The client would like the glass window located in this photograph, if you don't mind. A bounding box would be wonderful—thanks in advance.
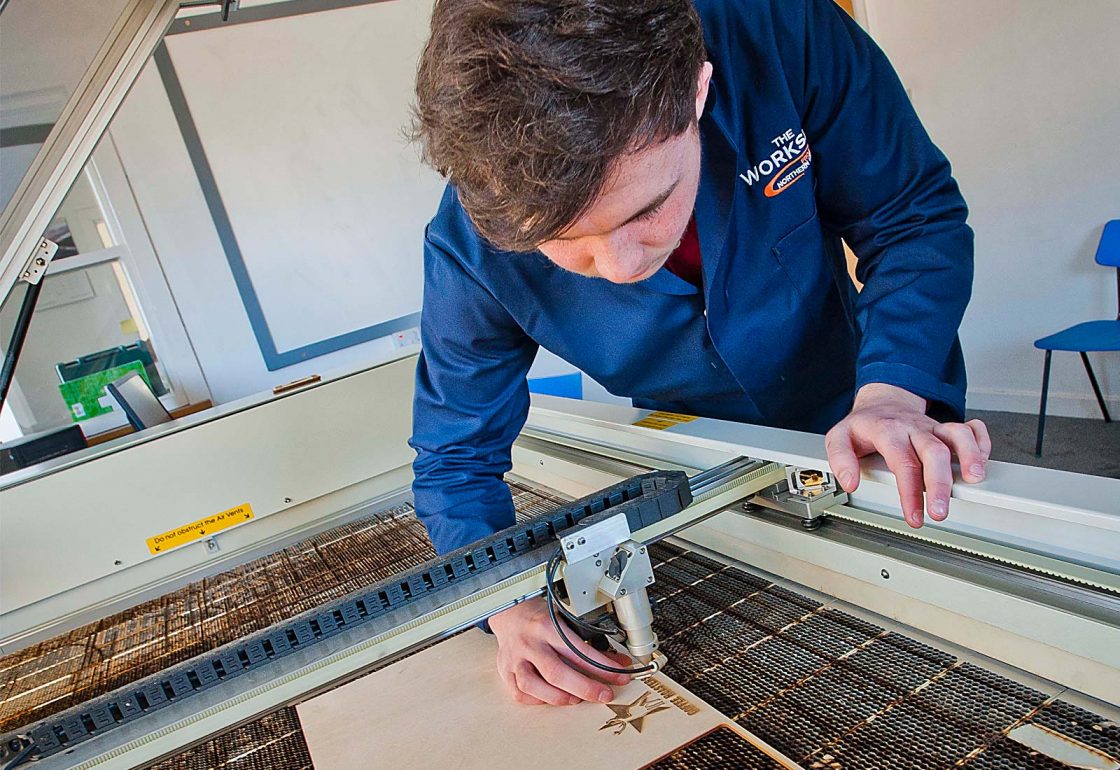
[0,258,173,442]
[42,169,117,259]
[0,0,133,210]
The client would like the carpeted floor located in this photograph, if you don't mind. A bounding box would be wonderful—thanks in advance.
[968,408,1119,479]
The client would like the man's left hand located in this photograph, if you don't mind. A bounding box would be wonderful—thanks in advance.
[825,383,991,528]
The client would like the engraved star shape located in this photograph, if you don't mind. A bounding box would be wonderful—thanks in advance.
[599,692,671,735]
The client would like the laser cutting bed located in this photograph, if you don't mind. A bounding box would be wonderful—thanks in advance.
[1,361,1117,769]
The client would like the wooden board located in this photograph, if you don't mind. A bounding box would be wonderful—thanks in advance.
[297,629,800,769]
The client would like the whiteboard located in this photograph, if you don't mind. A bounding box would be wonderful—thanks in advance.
[165,1,442,354]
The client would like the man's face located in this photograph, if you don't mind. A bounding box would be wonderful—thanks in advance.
[535,63,713,284]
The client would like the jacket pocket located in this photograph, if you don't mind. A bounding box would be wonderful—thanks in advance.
[771,212,830,301]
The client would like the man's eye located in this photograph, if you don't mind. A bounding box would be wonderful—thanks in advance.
[634,202,666,223]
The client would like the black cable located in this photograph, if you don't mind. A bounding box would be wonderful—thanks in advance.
[556,597,614,636]
[1,738,35,770]
[544,550,656,676]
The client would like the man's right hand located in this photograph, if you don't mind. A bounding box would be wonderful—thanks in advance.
[488,597,632,705]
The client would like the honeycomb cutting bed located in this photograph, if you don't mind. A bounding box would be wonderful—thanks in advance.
[648,542,1118,770]
[153,540,1116,770]
[0,502,430,735]
[4,484,1116,770]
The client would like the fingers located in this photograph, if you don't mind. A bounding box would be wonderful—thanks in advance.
[834,385,994,528]
[498,669,546,705]
[825,424,861,493]
[968,419,992,478]
[491,598,622,706]
[536,650,617,702]
[933,421,989,483]
[512,662,581,706]
[496,658,546,705]
[969,420,992,459]
[910,430,953,522]
[873,432,926,528]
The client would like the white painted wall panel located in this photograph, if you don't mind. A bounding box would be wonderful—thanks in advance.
[108,2,439,403]
[164,1,440,352]
[863,0,1120,417]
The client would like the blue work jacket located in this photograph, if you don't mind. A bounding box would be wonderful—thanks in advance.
[410,0,974,555]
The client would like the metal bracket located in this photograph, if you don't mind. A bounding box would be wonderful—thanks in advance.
[751,466,849,530]
[558,512,660,662]
[597,542,654,601]
[19,239,58,285]
[560,514,631,565]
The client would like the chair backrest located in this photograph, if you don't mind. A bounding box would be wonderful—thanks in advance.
[1097,220,1120,267]
[106,371,172,431]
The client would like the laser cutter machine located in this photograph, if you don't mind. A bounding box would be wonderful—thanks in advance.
[1,357,1117,768]
[0,3,1117,768]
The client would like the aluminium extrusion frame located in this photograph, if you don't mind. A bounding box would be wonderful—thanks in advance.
[0,0,180,302]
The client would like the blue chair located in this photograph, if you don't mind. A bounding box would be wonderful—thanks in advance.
[1034,220,1120,456]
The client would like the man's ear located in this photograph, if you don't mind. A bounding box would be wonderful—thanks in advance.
[695,61,714,121]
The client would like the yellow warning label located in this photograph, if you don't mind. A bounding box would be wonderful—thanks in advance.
[632,411,699,430]
[146,503,254,555]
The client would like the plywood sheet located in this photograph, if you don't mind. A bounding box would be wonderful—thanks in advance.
[297,630,796,769]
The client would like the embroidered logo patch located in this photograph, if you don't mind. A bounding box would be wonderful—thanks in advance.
[739,128,812,198]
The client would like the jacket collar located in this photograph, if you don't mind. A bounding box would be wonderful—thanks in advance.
[640,89,739,297]
[695,88,739,291]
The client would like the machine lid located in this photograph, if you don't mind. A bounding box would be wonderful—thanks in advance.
[0,0,179,302]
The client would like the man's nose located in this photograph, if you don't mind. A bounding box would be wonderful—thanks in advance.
[594,233,646,283]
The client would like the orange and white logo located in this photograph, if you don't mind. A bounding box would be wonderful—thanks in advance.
[739,128,812,198]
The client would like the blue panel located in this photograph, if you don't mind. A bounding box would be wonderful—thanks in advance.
[527,372,583,399]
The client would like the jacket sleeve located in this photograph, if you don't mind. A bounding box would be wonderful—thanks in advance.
[409,232,539,554]
[777,0,974,419]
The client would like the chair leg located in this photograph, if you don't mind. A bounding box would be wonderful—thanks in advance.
[1079,352,1113,422]
[1035,350,1052,457]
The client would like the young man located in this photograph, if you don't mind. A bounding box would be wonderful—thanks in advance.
[409,0,990,706]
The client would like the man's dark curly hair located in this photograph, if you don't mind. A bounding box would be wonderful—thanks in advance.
[412,0,706,252]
